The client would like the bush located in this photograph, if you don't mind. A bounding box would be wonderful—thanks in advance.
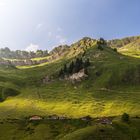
[97,38,107,50]
[97,45,103,51]
[0,87,20,101]
[121,113,130,123]
[113,48,117,52]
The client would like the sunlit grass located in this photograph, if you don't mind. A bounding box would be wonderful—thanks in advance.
[0,85,139,119]
[0,42,140,120]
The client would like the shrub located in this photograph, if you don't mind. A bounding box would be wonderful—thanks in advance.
[95,71,102,77]
[121,113,130,123]
[97,38,107,50]
[113,48,117,52]
[97,45,103,51]
[0,88,20,101]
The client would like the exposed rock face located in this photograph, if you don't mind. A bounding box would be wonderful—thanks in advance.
[0,58,50,66]
[0,46,68,66]
[108,36,140,48]
[50,45,70,55]
[68,69,88,82]
[0,59,11,66]
[11,61,25,66]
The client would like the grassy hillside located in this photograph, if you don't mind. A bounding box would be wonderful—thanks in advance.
[0,39,140,118]
[118,38,140,58]
[108,35,140,58]
[0,37,140,139]
[62,118,140,140]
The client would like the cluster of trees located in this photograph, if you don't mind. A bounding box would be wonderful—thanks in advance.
[97,38,107,50]
[59,58,90,77]
[0,47,48,59]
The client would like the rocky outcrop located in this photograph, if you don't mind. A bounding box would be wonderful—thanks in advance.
[67,69,88,82]
[0,58,50,66]
[0,59,11,66]
[0,48,68,66]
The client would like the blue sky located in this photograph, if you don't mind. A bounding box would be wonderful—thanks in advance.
[0,0,140,51]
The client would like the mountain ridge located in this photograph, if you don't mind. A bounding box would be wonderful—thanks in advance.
[1,35,140,67]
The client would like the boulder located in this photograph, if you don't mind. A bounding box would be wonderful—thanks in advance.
[69,69,88,82]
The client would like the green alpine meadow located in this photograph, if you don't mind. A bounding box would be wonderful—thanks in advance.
[0,37,140,140]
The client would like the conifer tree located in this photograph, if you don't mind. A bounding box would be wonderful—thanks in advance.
[59,68,64,77]
[68,61,74,74]
[63,64,68,74]
[84,58,90,67]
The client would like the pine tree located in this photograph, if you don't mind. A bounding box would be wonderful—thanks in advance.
[97,37,107,50]
[99,38,106,45]
[59,68,64,77]
[68,61,74,74]
[79,58,84,69]
[84,58,90,67]
[63,64,68,74]
[74,58,80,73]
[97,45,103,50]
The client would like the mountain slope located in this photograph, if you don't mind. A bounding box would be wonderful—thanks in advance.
[118,38,140,58]
[0,38,139,119]
[0,37,140,140]
[108,35,140,58]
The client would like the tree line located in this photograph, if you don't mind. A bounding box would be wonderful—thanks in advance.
[0,47,48,59]
[59,58,90,78]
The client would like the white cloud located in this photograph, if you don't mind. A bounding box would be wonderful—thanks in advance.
[25,43,40,52]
